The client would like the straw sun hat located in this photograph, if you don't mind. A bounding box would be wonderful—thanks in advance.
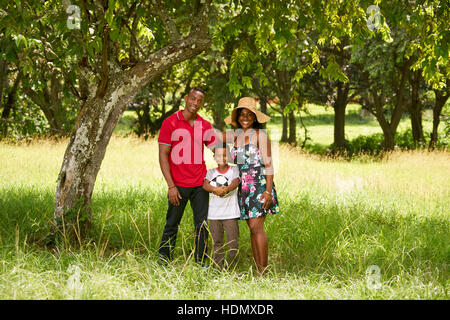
[224,97,271,127]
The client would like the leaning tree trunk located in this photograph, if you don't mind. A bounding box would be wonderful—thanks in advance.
[54,31,211,236]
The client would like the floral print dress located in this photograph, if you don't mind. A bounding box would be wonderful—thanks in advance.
[231,143,280,220]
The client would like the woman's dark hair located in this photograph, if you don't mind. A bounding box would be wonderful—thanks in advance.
[235,108,263,129]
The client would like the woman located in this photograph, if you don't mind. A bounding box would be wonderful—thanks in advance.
[224,97,280,275]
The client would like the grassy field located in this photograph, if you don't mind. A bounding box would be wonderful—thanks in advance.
[0,130,448,299]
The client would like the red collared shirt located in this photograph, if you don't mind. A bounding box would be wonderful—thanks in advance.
[158,110,218,187]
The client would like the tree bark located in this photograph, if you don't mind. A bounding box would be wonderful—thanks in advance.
[430,87,449,148]
[287,110,296,145]
[0,72,21,138]
[333,81,350,150]
[275,70,291,143]
[53,7,211,235]
[407,70,424,145]
[259,98,267,114]
[280,113,288,142]
[213,99,225,132]
[372,88,396,150]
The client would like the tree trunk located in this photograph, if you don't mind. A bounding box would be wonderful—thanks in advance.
[260,98,267,114]
[136,103,151,137]
[0,72,21,138]
[275,69,292,143]
[280,112,288,142]
[53,29,211,236]
[287,110,296,145]
[380,123,395,150]
[367,59,410,151]
[409,108,424,145]
[213,99,225,132]
[372,88,397,150]
[333,82,349,150]
[430,88,449,148]
[408,70,424,145]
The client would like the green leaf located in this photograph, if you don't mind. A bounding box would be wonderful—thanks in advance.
[105,8,114,26]
[14,34,27,49]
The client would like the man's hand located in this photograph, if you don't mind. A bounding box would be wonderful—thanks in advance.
[168,187,182,206]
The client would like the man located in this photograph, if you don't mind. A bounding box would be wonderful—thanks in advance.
[157,87,217,264]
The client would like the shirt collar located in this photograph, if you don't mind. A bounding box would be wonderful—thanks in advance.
[177,110,200,122]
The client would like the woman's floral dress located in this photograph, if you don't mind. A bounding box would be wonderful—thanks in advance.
[231,143,280,220]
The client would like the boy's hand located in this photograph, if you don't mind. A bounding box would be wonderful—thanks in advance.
[213,186,228,197]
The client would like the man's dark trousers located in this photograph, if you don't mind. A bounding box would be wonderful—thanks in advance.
[159,186,209,263]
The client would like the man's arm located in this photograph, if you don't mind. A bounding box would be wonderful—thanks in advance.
[159,144,182,206]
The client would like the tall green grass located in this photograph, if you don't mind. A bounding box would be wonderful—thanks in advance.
[0,137,448,299]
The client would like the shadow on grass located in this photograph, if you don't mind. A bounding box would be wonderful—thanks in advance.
[0,187,447,282]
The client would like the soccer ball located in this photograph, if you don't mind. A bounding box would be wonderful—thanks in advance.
[210,175,229,188]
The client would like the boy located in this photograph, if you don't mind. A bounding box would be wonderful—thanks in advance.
[203,144,240,269]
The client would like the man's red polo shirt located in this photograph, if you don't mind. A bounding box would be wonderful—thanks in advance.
[158,110,218,187]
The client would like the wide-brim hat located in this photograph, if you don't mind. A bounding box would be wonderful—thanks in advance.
[224,97,271,127]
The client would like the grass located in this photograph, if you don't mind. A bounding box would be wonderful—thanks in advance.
[0,134,448,299]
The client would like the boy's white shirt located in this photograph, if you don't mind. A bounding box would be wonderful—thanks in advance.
[205,166,241,220]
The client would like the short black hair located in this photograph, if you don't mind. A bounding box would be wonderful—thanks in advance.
[235,108,263,129]
[213,142,228,153]
[190,86,205,95]
[213,143,231,161]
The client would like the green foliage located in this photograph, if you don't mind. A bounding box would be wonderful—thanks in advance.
[440,115,450,147]
[2,100,49,140]
[347,129,449,155]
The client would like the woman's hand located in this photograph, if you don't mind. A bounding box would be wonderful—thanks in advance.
[260,191,272,210]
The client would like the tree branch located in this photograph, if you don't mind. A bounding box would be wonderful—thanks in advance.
[150,0,181,41]
[95,26,110,98]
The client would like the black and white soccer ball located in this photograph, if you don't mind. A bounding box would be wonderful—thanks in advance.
[210,175,229,188]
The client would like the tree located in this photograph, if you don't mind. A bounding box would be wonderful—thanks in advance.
[353,31,415,150]
[47,0,213,236]
[430,79,450,148]
[353,0,449,150]
[220,0,372,147]
[131,59,202,137]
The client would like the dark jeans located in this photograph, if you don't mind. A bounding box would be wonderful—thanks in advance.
[158,186,209,263]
